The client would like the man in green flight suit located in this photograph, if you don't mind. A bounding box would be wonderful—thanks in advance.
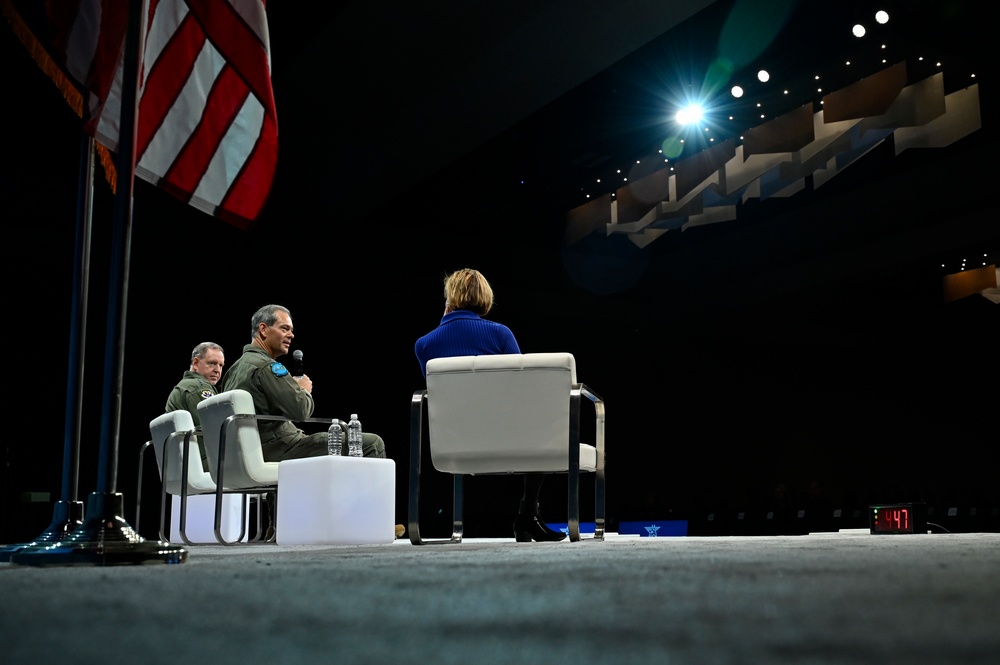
[164,341,225,472]
[221,303,386,461]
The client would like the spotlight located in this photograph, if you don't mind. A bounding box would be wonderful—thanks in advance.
[852,24,866,38]
[675,104,704,125]
[757,69,770,82]
[875,10,889,24]
[731,85,744,98]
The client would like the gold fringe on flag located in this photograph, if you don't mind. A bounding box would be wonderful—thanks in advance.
[95,143,118,194]
[2,0,83,118]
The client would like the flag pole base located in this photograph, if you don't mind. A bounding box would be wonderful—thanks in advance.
[0,499,86,563]
[8,492,187,566]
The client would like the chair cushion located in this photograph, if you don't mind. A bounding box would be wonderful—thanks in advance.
[426,352,577,383]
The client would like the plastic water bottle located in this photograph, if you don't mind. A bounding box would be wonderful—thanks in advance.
[347,413,363,457]
[327,421,344,456]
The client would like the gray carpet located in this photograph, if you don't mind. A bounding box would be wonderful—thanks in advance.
[2,532,998,665]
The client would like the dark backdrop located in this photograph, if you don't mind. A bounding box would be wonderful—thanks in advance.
[2,3,997,543]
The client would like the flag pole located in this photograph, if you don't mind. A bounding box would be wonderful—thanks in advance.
[12,0,186,566]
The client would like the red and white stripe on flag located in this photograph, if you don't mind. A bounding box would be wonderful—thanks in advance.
[3,0,277,230]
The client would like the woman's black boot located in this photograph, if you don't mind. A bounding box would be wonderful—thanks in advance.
[513,500,567,542]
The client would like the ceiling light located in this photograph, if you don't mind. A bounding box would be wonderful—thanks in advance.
[852,24,866,38]
[675,104,704,125]
[875,10,889,24]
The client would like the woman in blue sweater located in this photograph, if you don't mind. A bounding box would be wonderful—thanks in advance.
[415,269,566,542]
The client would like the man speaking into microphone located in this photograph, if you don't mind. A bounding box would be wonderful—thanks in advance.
[221,304,387,462]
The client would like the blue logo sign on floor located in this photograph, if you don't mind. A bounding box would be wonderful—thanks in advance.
[617,520,688,537]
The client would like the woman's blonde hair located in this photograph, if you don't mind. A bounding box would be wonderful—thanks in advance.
[444,268,494,316]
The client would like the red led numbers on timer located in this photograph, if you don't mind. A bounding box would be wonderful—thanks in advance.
[879,508,909,531]
[875,507,911,532]
[872,504,920,534]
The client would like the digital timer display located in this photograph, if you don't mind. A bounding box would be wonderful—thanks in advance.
[869,503,927,534]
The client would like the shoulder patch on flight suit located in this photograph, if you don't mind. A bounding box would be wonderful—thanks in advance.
[200,390,213,399]
[270,362,289,377]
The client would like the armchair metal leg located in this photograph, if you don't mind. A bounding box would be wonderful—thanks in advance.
[591,385,606,541]
[568,388,582,542]
[408,390,463,545]
[136,441,151,535]
[568,383,606,542]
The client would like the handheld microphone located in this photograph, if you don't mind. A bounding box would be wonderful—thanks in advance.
[291,349,304,377]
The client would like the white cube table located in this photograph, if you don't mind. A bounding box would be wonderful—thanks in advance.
[276,456,396,545]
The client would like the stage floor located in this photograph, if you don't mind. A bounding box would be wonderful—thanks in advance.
[2,531,998,664]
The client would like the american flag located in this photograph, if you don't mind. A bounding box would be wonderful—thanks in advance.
[3,0,277,230]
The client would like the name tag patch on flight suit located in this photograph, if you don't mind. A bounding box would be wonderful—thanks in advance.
[270,362,289,377]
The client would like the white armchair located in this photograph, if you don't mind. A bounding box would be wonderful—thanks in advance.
[408,352,606,544]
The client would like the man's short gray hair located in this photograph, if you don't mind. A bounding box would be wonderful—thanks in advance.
[251,304,291,340]
[191,341,224,362]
